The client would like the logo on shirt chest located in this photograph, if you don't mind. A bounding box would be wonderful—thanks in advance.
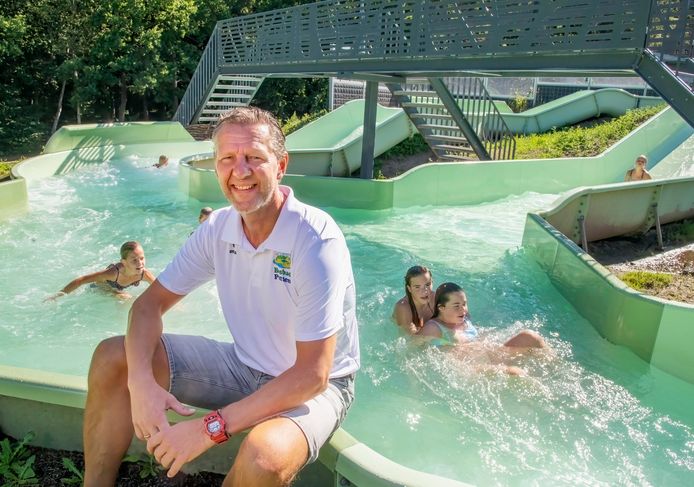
[228,243,237,255]
[272,253,292,283]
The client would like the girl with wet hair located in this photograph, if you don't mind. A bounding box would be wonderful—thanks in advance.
[45,241,156,300]
[420,282,546,349]
[392,265,435,334]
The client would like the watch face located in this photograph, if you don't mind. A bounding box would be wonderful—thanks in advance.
[207,420,222,434]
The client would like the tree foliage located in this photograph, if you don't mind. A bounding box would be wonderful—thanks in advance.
[0,0,321,156]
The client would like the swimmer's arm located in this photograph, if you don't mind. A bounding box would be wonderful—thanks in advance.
[393,300,417,334]
[411,320,445,346]
[219,335,336,436]
[53,267,118,296]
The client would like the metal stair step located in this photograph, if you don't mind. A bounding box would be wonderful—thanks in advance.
[207,95,250,105]
[207,95,253,102]
[432,143,473,151]
[428,135,470,143]
[417,123,459,130]
[217,75,265,83]
[214,82,259,89]
[392,90,438,97]
[401,102,445,109]
[408,113,453,120]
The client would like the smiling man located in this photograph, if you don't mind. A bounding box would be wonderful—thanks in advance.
[82,107,360,486]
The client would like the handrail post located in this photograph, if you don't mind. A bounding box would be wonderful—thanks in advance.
[653,203,664,250]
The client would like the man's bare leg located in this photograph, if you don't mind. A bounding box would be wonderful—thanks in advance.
[83,336,169,486]
[224,417,309,487]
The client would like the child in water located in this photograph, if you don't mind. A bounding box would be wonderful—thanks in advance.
[199,207,213,224]
[419,282,546,375]
[392,265,435,334]
[46,241,155,300]
[153,155,169,168]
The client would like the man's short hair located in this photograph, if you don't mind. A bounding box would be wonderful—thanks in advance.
[212,106,286,160]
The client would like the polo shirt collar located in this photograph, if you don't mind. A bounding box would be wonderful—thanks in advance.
[220,185,299,254]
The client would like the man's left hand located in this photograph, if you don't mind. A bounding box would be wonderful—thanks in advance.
[146,418,215,478]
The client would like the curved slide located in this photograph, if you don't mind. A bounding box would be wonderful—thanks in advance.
[523,175,694,384]
[496,88,662,135]
[285,99,415,177]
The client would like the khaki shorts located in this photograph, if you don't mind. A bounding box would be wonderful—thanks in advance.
[161,334,355,463]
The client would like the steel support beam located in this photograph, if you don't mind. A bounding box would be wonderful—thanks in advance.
[217,52,643,77]
[360,81,379,179]
[429,78,490,161]
[635,50,694,127]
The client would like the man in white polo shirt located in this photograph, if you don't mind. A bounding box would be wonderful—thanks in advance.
[82,107,360,487]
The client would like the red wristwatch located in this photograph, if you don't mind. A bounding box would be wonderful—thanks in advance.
[203,410,229,444]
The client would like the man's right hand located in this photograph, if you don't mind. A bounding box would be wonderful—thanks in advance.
[129,379,195,440]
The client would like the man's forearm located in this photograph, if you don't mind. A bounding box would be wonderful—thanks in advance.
[222,365,328,435]
[124,299,164,385]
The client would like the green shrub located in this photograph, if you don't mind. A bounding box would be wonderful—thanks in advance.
[281,110,328,135]
[375,133,429,162]
[620,271,673,291]
[508,93,529,113]
[514,104,666,159]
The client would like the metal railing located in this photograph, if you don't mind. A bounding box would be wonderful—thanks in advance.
[215,0,650,70]
[173,25,220,125]
[443,77,516,160]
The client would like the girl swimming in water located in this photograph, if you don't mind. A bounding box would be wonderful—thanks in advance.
[419,283,546,375]
[46,241,155,300]
[392,265,436,334]
[420,282,546,348]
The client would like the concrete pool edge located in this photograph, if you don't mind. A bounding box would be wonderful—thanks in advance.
[522,213,694,384]
[0,365,471,487]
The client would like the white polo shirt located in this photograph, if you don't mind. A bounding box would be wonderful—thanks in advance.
[158,186,359,378]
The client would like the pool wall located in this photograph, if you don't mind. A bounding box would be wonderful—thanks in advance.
[0,365,470,487]
[521,179,694,384]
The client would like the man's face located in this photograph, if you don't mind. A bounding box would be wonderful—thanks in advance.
[214,123,288,215]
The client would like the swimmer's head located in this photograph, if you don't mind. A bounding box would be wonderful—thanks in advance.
[120,241,145,272]
[405,265,433,301]
[159,155,168,165]
[432,282,468,323]
[199,206,213,224]
[635,154,647,166]
[404,265,432,329]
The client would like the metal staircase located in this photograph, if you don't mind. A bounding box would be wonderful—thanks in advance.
[173,0,694,169]
[195,75,265,124]
[387,78,515,161]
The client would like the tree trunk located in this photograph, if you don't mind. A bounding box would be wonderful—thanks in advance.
[142,93,149,120]
[51,78,67,134]
[118,74,128,122]
[73,70,81,124]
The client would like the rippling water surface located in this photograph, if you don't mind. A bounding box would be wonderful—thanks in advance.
[1,158,692,485]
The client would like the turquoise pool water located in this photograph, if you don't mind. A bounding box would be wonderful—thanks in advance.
[1,159,693,485]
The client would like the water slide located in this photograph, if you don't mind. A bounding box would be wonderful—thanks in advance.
[284,99,415,176]
[523,174,694,384]
[497,88,662,135]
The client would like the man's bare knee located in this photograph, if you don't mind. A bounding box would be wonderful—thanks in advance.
[88,336,127,385]
[228,420,307,487]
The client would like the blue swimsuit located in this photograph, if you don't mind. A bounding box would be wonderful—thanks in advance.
[428,318,478,347]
